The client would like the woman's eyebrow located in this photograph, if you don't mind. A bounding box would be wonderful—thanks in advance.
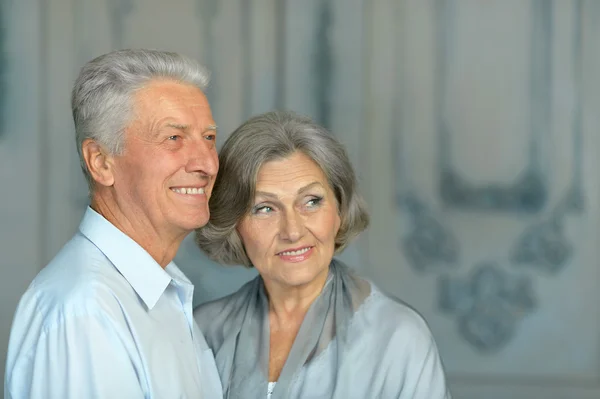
[254,182,323,200]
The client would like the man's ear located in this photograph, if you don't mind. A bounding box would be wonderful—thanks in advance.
[82,139,115,187]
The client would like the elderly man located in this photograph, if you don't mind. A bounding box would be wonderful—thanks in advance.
[4,49,222,398]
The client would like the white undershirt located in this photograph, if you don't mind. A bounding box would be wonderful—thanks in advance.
[267,382,276,399]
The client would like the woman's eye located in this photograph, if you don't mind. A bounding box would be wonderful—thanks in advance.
[306,197,323,207]
[253,205,273,215]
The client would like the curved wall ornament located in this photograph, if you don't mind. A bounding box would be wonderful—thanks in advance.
[393,102,460,274]
[436,0,551,214]
[511,195,576,273]
[439,262,536,352]
[511,0,585,273]
[395,0,584,352]
[399,194,459,273]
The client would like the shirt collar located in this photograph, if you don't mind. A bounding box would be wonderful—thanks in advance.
[78,207,173,310]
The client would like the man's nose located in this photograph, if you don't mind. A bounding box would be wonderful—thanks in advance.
[185,139,218,177]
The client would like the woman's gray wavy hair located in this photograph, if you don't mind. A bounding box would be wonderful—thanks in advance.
[196,110,369,267]
[71,48,210,189]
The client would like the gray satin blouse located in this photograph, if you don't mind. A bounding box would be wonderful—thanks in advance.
[193,260,451,399]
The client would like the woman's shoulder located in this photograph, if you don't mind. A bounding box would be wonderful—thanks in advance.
[349,284,450,397]
[357,283,435,343]
[333,260,433,340]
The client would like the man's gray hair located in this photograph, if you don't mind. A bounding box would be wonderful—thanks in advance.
[195,110,369,267]
[71,48,210,187]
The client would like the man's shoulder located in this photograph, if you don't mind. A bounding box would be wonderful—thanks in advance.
[5,232,136,375]
[20,232,129,327]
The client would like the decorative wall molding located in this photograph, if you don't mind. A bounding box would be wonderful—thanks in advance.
[399,194,459,272]
[436,0,551,214]
[439,169,548,214]
[511,192,578,273]
[439,262,536,352]
[511,0,585,274]
[395,0,585,352]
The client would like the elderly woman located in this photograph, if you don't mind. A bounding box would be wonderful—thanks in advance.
[193,111,450,399]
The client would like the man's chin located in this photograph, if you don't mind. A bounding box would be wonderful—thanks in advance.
[179,215,210,231]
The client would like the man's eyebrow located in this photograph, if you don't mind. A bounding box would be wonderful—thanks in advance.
[165,123,189,131]
[163,123,218,133]
[205,124,218,134]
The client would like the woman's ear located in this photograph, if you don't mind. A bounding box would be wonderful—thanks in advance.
[81,139,115,187]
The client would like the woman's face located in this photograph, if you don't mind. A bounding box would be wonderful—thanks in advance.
[237,151,341,292]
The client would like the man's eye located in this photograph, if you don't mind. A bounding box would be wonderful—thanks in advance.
[168,135,180,141]
[205,134,216,141]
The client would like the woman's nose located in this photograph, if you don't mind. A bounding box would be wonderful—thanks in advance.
[279,211,305,242]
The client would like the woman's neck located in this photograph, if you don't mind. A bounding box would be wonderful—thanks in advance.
[264,270,329,326]
[264,268,330,382]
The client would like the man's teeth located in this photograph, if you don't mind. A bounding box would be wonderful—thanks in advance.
[172,187,205,195]
[280,247,311,256]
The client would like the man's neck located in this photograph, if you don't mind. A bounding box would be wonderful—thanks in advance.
[90,195,187,268]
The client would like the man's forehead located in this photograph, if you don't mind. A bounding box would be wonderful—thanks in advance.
[135,87,206,103]
[135,79,207,102]
[132,82,211,116]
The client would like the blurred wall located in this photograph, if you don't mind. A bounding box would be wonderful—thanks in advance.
[1,0,600,398]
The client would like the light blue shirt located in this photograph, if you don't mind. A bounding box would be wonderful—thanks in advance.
[4,207,223,399]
